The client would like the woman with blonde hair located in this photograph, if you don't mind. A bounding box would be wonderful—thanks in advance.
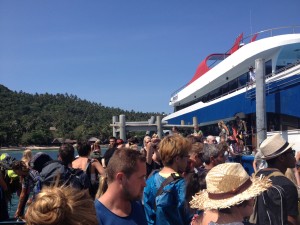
[21,148,32,168]
[190,163,272,225]
[25,186,98,225]
[218,121,229,141]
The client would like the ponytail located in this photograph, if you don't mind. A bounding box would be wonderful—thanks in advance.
[95,175,108,199]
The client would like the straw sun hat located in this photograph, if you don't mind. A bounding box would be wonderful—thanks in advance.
[190,163,271,210]
[260,133,294,160]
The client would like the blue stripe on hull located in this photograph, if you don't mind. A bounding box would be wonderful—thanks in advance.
[167,74,300,125]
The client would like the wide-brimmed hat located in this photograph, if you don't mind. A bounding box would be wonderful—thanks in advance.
[260,133,294,160]
[190,163,271,210]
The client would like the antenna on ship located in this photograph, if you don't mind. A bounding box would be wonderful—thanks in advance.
[250,9,253,35]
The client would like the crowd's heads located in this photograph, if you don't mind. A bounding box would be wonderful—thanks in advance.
[76,142,91,157]
[58,144,75,165]
[116,139,124,145]
[106,148,146,183]
[92,140,101,151]
[189,142,204,169]
[260,133,294,160]
[152,133,159,140]
[11,160,29,175]
[202,143,225,166]
[186,134,202,144]
[172,126,180,133]
[206,135,216,144]
[30,152,52,173]
[108,136,117,148]
[25,186,98,225]
[143,135,151,146]
[22,149,32,161]
[190,163,272,211]
[218,120,224,127]
[159,135,191,167]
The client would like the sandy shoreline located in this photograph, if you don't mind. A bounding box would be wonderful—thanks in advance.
[0,146,60,151]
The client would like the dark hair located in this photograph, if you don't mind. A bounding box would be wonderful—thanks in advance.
[109,136,117,141]
[266,156,278,166]
[12,160,28,172]
[76,142,91,157]
[30,152,52,172]
[185,170,207,202]
[128,137,139,145]
[59,144,74,165]
[106,148,146,183]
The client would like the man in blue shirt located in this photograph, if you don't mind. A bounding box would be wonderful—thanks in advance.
[95,148,147,225]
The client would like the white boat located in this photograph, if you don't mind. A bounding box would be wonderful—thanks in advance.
[163,26,300,148]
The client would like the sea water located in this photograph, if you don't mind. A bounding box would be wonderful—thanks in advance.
[0,148,107,218]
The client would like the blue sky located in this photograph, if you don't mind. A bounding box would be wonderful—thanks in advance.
[0,0,299,114]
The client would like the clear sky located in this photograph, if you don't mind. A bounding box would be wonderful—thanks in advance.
[0,0,299,114]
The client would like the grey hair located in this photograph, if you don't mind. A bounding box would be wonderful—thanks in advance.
[202,144,220,164]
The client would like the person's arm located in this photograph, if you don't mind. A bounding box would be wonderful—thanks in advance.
[92,160,106,176]
[242,120,247,133]
[292,167,300,186]
[252,159,258,173]
[146,142,154,165]
[295,151,300,162]
[15,186,27,218]
[223,124,229,135]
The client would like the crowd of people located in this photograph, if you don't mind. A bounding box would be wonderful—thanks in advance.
[0,124,300,225]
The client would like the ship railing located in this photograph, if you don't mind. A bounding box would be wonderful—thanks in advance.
[246,61,300,98]
[170,25,300,100]
[266,60,300,80]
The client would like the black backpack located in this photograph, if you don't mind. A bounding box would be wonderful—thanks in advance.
[39,160,90,190]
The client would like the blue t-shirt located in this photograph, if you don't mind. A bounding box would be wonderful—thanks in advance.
[94,199,147,225]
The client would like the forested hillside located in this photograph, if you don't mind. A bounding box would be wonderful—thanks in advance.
[0,84,157,146]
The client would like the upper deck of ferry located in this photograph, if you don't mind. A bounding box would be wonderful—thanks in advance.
[169,26,300,109]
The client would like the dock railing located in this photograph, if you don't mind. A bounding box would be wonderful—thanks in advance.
[110,115,199,141]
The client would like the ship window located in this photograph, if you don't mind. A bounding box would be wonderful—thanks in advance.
[210,89,218,100]
[265,60,272,76]
[238,73,248,87]
[216,87,222,98]
[221,83,229,95]
[203,94,209,102]
[228,79,238,91]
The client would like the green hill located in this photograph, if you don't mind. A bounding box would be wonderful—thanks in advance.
[0,84,158,146]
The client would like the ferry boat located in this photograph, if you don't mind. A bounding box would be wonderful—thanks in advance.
[162,26,300,148]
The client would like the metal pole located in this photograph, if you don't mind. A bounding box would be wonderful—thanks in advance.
[255,58,267,148]
[193,117,198,132]
[112,116,118,138]
[156,115,162,139]
[119,114,126,141]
